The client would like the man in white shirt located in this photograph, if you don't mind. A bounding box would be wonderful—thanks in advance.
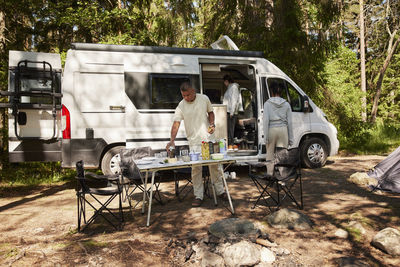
[166,81,226,207]
[223,74,241,150]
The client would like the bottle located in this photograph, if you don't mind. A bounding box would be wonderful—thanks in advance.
[201,141,210,160]
[208,141,214,155]
[219,139,227,157]
[168,146,175,158]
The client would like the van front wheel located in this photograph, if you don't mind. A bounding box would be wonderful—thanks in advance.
[101,146,124,175]
[300,138,327,168]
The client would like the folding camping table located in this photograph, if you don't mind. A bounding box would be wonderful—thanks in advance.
[136,158,236,226]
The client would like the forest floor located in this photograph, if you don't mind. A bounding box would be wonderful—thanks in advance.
[1,154,400,266]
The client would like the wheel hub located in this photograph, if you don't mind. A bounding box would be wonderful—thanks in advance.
[307,143,325,164]
[109,153,121,174]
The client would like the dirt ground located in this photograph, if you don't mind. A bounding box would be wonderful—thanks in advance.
[1,155,400,266]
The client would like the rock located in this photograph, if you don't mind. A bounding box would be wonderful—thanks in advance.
[260,247,275,263]
[371,227,400,256]
[192,243,209,259]
[348,172,378,187]
[335,229,349,239]
[272,247,290,256]
[201,251,225,267]
[266,208,313,230]
[33,227,45,233]
[338,256,370,267]
[348,221,366,235]
[222,240,260,267]
[209,218,259,240]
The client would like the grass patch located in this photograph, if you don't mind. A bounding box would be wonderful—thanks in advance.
[0,162,76,186]
[339,121,400,155]
[345,227,363,242]
[82,240,109,248]
[0,243,18,258]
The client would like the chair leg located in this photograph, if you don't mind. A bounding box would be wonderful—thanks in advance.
[80,194,122,231]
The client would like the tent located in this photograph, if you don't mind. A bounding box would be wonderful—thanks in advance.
[368,146,400,193]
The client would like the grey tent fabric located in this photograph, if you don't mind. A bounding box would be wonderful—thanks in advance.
[368,146,400,193]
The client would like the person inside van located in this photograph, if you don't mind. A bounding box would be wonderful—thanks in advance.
[263,81,293,175]
[223,74,241,151]
[166,81,227,207]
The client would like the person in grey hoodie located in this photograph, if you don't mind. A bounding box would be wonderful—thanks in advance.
[263,81,293,175]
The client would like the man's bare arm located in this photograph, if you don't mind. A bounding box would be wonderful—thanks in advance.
[166,121,181,150]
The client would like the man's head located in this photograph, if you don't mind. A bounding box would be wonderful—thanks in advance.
[223,74,234,87]
[180,81,196,102]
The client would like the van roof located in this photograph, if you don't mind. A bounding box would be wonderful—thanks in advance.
[71,43,264,58]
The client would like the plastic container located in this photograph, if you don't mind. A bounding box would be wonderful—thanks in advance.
[189,152,201,161]
[211,153,224,160]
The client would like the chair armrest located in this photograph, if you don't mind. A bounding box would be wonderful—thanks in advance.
[246,161,267,168]
[85,172,119,181]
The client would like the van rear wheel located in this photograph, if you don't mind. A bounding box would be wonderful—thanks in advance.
[300,138,327,168]
[101,146,124,175]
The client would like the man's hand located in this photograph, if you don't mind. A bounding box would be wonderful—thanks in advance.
[166,141,175,151]
[207,124,215,134]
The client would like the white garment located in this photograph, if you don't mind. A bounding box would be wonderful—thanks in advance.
[266,126,288,175]
[173,93,225,199]
[173,94,213,147]
[192,165,225,200]
[223,83,242,115]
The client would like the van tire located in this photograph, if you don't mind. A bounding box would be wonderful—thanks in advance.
[101,146,124,175]
[300,138,327,168]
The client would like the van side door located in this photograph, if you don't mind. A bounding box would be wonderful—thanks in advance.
[260,77,311,150]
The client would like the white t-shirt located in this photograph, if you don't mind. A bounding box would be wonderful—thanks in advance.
[173,94,213,147]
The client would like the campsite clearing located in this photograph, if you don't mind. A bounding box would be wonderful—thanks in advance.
[1,154,400,266]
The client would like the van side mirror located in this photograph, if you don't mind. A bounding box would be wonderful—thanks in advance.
[302,95,310,113]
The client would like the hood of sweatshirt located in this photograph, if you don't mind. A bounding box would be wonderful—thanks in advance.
[268,97,287,107]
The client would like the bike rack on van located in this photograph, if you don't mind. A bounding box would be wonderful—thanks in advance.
[0,60,63,141]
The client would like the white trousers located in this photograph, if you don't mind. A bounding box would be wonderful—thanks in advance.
[192,164,225,200]
[266,126,288,175]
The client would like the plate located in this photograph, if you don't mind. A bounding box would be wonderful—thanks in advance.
[141,157,156,161]
[135,160,153,165]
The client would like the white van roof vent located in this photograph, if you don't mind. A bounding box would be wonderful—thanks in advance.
[211,36,239,51]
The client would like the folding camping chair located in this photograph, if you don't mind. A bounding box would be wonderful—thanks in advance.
[75,160,124,232]
[248,147,303,212]
[119,148,163,210]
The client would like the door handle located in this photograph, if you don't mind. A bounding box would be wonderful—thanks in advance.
[109,105,125,111]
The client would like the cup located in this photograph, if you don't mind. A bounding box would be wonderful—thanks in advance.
[160,151,168,158]
[180,149,189,156]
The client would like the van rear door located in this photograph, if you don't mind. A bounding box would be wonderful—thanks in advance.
[2,51,62,162]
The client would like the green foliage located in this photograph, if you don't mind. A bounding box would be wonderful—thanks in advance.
[0,162,75,186]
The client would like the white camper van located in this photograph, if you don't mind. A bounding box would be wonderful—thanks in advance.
[1,40,339,175]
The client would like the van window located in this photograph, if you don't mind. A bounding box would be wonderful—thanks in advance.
[150,74,190,109]
[125,73,199,109]
[286,82,302,112]
[265,78,303,112]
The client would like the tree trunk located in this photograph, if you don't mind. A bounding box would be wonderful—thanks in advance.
[370,34,400,122]
[359,0,367,122]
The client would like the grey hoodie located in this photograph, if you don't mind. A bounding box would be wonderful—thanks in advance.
[263,97,293,145]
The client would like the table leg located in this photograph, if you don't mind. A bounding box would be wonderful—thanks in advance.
[222,175,235,214]
[146,171,156,227]
[142,171,149,214]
